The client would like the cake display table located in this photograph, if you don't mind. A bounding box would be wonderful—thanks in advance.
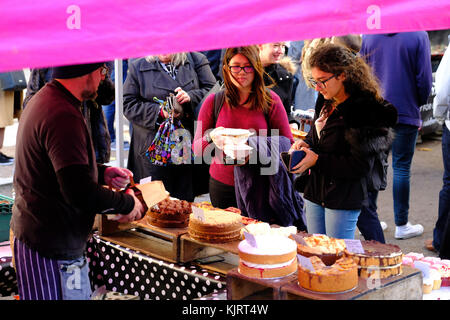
[180,234,240,274]
[97,214,189,263]
[87,233,226,300]
[0,256,17,297]
[226,265,423,300]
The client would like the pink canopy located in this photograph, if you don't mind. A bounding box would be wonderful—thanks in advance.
[1,0,449,72]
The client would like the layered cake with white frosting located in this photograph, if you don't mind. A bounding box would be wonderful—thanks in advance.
[238,234,297,279]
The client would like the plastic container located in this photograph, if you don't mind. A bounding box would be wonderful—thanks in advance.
[0,195,13,242]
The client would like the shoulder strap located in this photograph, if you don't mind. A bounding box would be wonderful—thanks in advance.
[213,90,226,127]
[212,89,270,129]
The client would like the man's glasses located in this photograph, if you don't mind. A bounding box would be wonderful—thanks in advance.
[100,66,108,76]
[229,65,254,74]
[309,75,335,89]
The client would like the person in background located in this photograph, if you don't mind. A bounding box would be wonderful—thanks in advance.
[332,34,390,243]
[0,90,19,165]
[123,52,216,201]
[426,40,450,253]
[258,42,297,126]
[361,32,433,239]
[11,63,145,300]
[200,49,226,82]
[101,60,130,151]
[289,43,397,239]
[23,67,114,164]
[288,40,318,128]
[193,46,294,209]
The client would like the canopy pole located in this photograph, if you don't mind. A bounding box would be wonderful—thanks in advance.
[114,59,125,168]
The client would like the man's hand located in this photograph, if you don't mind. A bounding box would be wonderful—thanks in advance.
[104,167,133,190]
[116,188,146,223]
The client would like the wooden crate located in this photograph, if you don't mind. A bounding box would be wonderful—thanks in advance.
[96,214,188,263]
[180,234,241,274]
[280,265,423,300]
[226,268,298,300]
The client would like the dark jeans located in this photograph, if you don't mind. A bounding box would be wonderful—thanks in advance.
[434,124,450,251]
[357,190,385,243]
[209,177,237,209]
[392,123,419,226]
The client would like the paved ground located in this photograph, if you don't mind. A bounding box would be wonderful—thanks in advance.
[0,119,444,257]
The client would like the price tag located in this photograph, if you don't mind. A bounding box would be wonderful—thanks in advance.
[243,231,258,247]
[297,254,315,271]
[140,176,152,184]
[344,239,365,254]
[291,233,308,246]
[191,205,205,222]
[414,261,431,278]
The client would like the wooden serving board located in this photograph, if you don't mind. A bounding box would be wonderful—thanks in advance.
[281,265,422,300]
[180,234,240,261]
[226,265,422,300]
[97,214,189,263]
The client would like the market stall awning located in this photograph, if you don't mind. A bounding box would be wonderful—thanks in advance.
[1,0,449,72]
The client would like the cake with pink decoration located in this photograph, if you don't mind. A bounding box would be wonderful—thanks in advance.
[238,234,297,279]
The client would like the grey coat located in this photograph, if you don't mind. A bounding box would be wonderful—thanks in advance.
[123,52,216,192]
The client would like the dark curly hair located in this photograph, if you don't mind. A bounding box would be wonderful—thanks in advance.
[308,43,383,102]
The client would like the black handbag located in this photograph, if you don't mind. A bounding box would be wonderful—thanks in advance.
[0,71,27,91]
[294,170,310,193]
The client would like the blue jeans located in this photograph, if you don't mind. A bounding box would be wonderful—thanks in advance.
[102,60,129,143]
[58,257,92,300]
[391,124,419,226]
[357,190,385,243]
[304,199,361,239]
[434,123,450,251]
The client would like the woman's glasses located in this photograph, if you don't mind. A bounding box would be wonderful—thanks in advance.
[229,65,254,74]
[309,75,335,89]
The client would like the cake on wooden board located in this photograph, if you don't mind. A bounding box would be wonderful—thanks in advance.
[238,234,297,279]
[147,198,192,228]
[188,209,243,243]
[295,234,346,266]
[297,256,358,293]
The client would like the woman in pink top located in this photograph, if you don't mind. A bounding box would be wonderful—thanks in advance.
[193,46,293,209]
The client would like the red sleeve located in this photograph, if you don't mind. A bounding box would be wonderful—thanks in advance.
[193,93,216,156]
[268,91,294,144]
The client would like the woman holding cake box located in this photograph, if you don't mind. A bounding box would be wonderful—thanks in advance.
[193,46,295,211]
[289,43,398,239]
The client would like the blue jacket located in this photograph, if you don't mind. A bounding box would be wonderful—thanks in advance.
[360,32,432,127]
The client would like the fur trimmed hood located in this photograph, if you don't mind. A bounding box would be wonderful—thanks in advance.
[279,56,298,75]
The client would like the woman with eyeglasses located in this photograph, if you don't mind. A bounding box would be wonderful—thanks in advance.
[289,43,398,239]
[193,46,295,210]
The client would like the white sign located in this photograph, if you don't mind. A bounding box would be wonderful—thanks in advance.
[297,254,315,272]
[414,261,431,278]
[243,231,258,247]
[191,206,205,222]
[140,176,152,185]
[344,239,365,254]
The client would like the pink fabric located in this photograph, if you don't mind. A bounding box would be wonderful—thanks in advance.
[1,0,449,72]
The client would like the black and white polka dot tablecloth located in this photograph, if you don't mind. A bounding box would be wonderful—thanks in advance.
[86,234,227,300]
[0,256,17,297]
